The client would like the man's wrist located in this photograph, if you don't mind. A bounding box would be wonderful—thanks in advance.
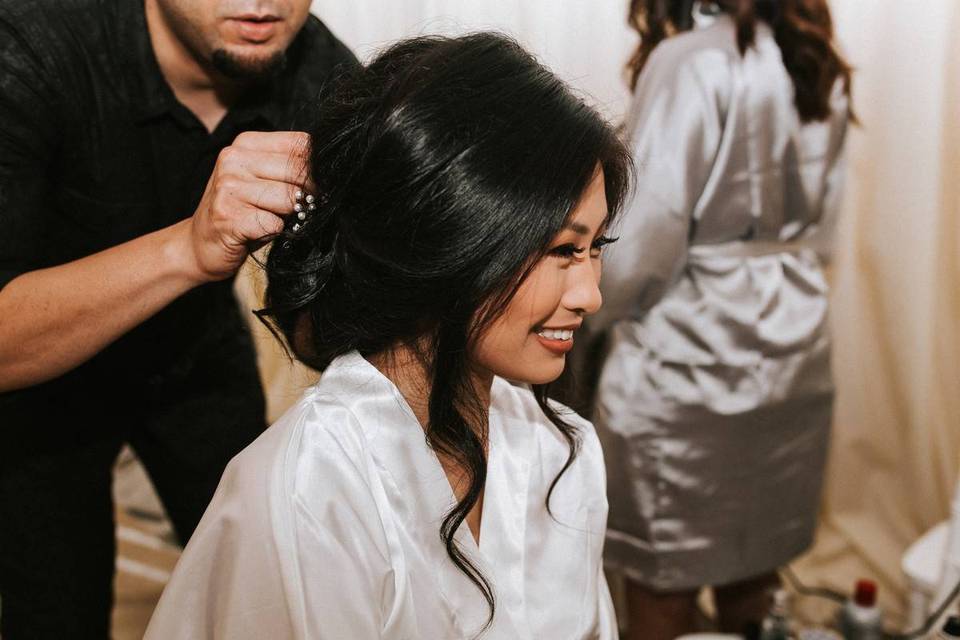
[160,219,210,289]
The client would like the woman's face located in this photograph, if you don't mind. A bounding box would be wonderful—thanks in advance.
[473,169,613,385]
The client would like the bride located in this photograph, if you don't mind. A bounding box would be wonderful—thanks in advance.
[145,32,631,639]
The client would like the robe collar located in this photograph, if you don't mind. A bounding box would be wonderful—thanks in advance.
[322,352,534,637]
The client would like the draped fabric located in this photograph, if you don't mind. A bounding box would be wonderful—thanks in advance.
[235,0,960,623]
[309,0,637,123]
[790,0,960,625]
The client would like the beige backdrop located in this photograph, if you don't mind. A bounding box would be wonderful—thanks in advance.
[790,0,960,626]
[235,0,960,626]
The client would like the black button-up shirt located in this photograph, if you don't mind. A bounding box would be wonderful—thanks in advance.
[0,0,355,410]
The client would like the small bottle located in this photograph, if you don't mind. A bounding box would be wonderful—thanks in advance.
[935,615,960,639]
[759,588,793,640]
[837,579,883,640]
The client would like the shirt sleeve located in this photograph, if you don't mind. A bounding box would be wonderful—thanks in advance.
[0,10,62,290]
[590,46,728,333]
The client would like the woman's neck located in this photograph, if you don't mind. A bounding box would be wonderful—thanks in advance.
[367,345,433,427]
[366,342,494,432]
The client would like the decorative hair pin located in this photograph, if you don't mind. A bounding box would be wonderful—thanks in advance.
[292,189,317,232]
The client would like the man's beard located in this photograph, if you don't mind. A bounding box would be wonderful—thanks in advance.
[211,49,287,83]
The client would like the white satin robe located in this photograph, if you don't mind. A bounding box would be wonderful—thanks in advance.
[144,351,615,639]
[591,14,849,590]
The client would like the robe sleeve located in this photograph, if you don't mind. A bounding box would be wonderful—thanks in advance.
[144,408,396,640]
[292,435,399,639]
[590,45,729,334]
[805,94,850,266]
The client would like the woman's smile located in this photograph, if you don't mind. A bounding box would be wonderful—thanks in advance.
[534,324,580,354]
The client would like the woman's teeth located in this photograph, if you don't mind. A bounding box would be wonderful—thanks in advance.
[537,329,573,341]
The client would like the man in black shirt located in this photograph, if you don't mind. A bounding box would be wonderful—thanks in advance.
[0,0,355,636]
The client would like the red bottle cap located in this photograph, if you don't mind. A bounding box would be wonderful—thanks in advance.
[854,579,877,607]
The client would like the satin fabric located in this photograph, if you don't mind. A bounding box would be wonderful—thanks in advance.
[591,15,849,590]
[144,352,615,639]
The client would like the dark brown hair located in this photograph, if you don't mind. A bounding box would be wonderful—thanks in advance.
[626,0,854,122]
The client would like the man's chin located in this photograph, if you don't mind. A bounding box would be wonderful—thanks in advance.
[211,48,287,82]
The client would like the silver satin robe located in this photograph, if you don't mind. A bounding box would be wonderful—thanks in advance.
[591,14,849,590]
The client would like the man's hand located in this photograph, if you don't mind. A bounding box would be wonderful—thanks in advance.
[186,131,313,282]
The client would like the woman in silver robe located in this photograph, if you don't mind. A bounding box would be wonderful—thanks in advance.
[590,1,854,637]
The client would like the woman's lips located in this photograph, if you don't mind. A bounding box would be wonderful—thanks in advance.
[535,333,575,355]
[231,18,280,43]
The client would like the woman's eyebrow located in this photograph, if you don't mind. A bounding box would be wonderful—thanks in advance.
[563,221,591,234]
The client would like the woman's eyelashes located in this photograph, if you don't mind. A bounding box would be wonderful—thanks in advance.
[548,235,619,259]
[592,235,619,255]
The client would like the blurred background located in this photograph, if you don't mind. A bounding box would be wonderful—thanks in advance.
[111,0,960,636]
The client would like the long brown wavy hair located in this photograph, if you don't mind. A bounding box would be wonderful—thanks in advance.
[626,0,854,122]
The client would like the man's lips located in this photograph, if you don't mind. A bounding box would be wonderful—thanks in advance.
[229,16,282,43]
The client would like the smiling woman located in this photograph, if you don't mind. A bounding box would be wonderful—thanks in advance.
[143,32,631,640]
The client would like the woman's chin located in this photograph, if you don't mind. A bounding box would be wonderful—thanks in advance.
[512,358,566,386]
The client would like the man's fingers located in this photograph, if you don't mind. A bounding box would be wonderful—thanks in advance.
[300,174,318,195]
[236,209,285,244]
[232,180,304,216]
[231,131,310,156]
[219,148,311,186]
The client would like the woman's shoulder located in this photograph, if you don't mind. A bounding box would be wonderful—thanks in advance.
[656,19,736,64]
[276,352,398,458]
[639,17,738,98]
[284,384,379,486]
[147,377,394,638]
[208,385,390,565]
[217,382,374,512]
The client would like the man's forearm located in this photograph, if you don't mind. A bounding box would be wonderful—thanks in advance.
[0,130,308,393]
[0,219,209,392]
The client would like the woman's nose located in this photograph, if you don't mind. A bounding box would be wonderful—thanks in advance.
[562,260,603,315]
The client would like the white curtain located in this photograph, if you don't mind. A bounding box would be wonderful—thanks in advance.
[310,0,637,122]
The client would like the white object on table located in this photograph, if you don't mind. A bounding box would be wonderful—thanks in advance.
[902,476,960,630]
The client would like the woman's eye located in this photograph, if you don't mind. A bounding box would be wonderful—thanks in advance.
[590,235,619,257]
[548,243,584,259]
[548,236,619,259]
